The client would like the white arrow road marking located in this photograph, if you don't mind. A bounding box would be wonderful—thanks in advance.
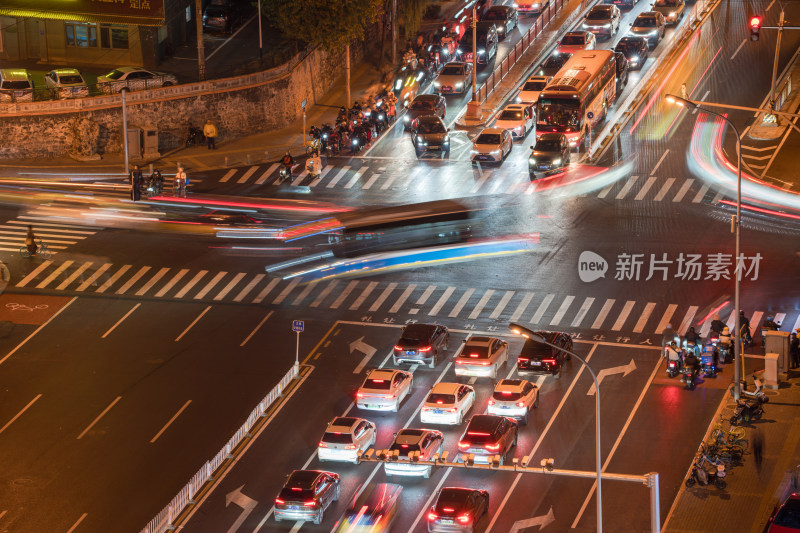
[351,336,378,374]
[586,359,636,396]
[509,507,555,532]
[225,485,257,533]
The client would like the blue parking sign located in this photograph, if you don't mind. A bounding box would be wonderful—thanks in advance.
[292,320,304,332]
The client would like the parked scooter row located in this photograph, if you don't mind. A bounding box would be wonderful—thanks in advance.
[730,379,769,425]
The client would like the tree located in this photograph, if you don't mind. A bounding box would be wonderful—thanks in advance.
[264,0,384,105]
[398,0,429,41]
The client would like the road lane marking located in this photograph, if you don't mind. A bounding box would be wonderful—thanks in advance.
[65,513,88,533]
[596,182,614,198]
[77,396,122,439]
[237,166,259,184]
[361,167,384,189]
[194,271,227,300]
[416,285,437,306]
[255,164,279,184]
[310,280,339,307]
[611,300,635,331]
[36,260,73,289]
[309,164,333,187]
[233,274,264,302]
[634,176,658,200]
[389,284,416,313]
[252,277,281,304]
[349,281,378,310]
[289,521,303,533]
[449,288,475,317]
[101,303,140,338]
[354,346,387,375]
[291,280,318,305]
[653,177,675,201]
[57,261,92,290]
[213,272,246,301]
[0,394,42,435]
[510,292,534,322]
[406,467,453,533]
[571,297,595,328]
[330,280,359,309]
[326,166,350,188]
[369,283,397,312]
[651,149,670,175]
[380,171,401,190]
[730,37,747,60]
[672,178,694,202]
[116,265,151,294]
[489,290,514,319]
[344,168,367,189]
[219,169,237,183]
[429,286,456,316]
[0,297,77,367]
[240,311,274,347]
[155,268,189,297]
[15,260,53,288]
[175,306,211,342]
[468,289,494,319]
[549,295,575,326]
[470,172,491,193]
[654,303,677,334]
[692,183,710,203]
[95,264,131,293]
[150,400,192,443]
[633,302,656,333]
[591,299,615,329]
[174,270,208,298]
[676,305,699,335]
[530,293,554,324]
[135,267,170,296]
[486,344,600,533]
[615,175,638,199]
[291,169,309,186]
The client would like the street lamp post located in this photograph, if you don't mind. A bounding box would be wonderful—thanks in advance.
[509,323,603,533]
[665,93,743,400]
[121,87,130,178]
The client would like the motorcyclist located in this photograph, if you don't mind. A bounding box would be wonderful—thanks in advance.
[174,165,187,197]
[710,314,727,335]
[719,326,733,348]
[683,350,701,386]
[385,91,398,122]
[306,151,322,180]
[683,326,701,354]
[661,323,678,349]
[665,341,682,363]
[25,225,37,255]
[763,315,780,330]
[739,310,752,346]
[281,152,295,179]
[150,169,163,195]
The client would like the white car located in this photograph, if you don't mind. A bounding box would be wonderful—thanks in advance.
[517,75,551,104]
[470,127,513,164]
[44,68,88,99]
[487,379,539,424]
[434,62,473,95]
[582,4,621,39]
[556,31,596,54]
[97,66,178,94]
[420,382,476,425]
[455,336,510,379]
[356,369,413,412]
[494,103,536,139]
[384,428,444,478]
[318,416,377,463]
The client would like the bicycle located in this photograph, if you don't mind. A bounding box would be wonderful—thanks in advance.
[710,420,749,451]
[20,240,51,259]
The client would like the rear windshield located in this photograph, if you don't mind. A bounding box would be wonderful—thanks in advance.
[321,432,353,444]
[775,500,800,527]
[364,378,392,390]
[279,486,314,501]
[411,100,434,110]
[434,489,469,512]
[499,110,523,120]
[587,8,613,19]
[461,345,490,358]
[389,442,420,456]
[206,6,227,16]
[1,81,31,90]
[427,393,456,404]
[475,133,501,144]
[561,35,585,45]
[636,17,657,26]
[441,66,464,75]
[493,390,523,401]
[58,75,84,85]
[523,80,546,91]
[543,55,568,68]
[418,121,446,134]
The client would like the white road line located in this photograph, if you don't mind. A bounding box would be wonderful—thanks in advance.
[653,177,675,201]
[354,347,390,375]
[596,183,615,199]
[9,220,96,232]
[75,263,112,292]
[155,268,189,297]
[530,293,554,324]
[240,311,274,347]
[767,0,776,10]
[380,171,401,190]
[672,179,694,202]
[471,172,491,193]
[349,281,378,310]
[310,280,339,307]
[291,169,309,186]
[449,288,476,318]
[236,166,259,184]
[309,165,333,187]
[730,37,747,60]
[96,264,131,293]
[135,267,170,296]
[651,149,670,175]
[195,271,227,300]
[36,260,73,289]
[692,183,710,203]
[791,314,800,333]
[416,285,437,306]
[77,396,122,439]
[571,297,595,328]
[15,260,53,288]
[751,311,764,330]
[65,513,88,533]
[676,306,699,335]
[369,283,397,312]
[174,270,208,299]
[233,274,264,302]
[654,303,678,334]
[291,280,318,305]
[1,296,76,367]
[219,169,237,183]
[633,302,657,333]
[252,277,281,304]
[389,284,416,313]
[57,261,92,290]
[326,166,350,188]
[429,286,456,316]
[344,168,367,189]
[330,280,359,309]
[362,167,384,189]
[489,290,514,319]
[175,306,211,342]
[591,299,615,329]
[272,278,301,304]
[611,300,636,331]
[101,303,140,339]
[255,164,279,184]
[510,292,534,322]
[550,295,575,326]
[468,289,494,319]
[634,176,658,200]
[150,400,192,443]
[0,394,42,435]
[405,467,453,533]
[213,272,246,301]
[116,266,151,294]
[615,176,638,199]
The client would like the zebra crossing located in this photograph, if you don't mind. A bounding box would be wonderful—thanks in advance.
[13,259,800,336]
[201,161,731,204]
[0,215,98,255]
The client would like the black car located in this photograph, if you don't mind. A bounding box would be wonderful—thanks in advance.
[411,115,451,157]
[427,487,490,532]
[457,414,518,464]
[614,36,649,70]
[615,51,629,92]
[537,52,572,76]
[516,331,573,378]
[393,323,450,367]
[529,133,571,179]
[404,94,447,130]
[274,470,340,524]
[459,21,498,65]
[202,1,246,34]
[482,5,518,39]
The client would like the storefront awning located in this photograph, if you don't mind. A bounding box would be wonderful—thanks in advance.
[0,0,164,27]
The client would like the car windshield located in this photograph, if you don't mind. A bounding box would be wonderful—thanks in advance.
[418,121,445,133]
[561,34,585,45]
[321,432,353,444]
[364,378,392,390]
[475,133,501,144]
[499,110,523,120]
[461,345,490,358]
[441,66,464,75]
[493,389,523,401]
[483,10,506,20]
[538,98,581,128]
[411,100,434,110]
[103,69,125,80]
[636,17,657,27]
[775,500,800,527]
[535,140,561,151]
[427,393,456,404]
[59,75,84,84]
[1,81,30,90]
[587,8,612,19]
[543,54,569,68]
[434,489,470,512]
[523,80,547,91]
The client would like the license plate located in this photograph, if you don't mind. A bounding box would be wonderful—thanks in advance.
[478,156,489,160]
[440,519,454,525]
[432,409,443,414]
[499,405,510,409]
[539,165,551,169]
[14,91,24,97]
[533,361,542,366]
[406,350,415,355]
[442,88,453,93]
[429,145,440,149]
[71,88,80,94]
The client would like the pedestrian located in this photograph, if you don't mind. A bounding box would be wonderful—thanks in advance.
[130,164,143,201]
[752,427,764,472]
[175,165,187,197]
[203,119,218,150]
[790,331,800,369]
[680,82,688,100]
[25,225,38,256]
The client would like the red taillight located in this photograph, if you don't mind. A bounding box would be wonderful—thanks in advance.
[444,408,456,413]
[357,392,364,398]
[319,441,328,448]
[517,357,529,362]
[344,445,356,449]
[516,401,525,407]
[455,360,463,364]
[485,442,501,451]
[394,345,403,350]
[458,441,470,450]
[275,498,285,505]
[418,346,432,352]
[543,359,556,364]
[384,394,395,399]
[428,512,438,521]
[458,514,472,524]
[488,399,495,405]
[304,500,317,507]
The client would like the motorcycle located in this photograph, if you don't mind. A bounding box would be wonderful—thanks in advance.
[681,364,700,390]
[686,453,727,489]
[700,345,718,378]
[683,339,700,357]
[185,125,204,148]
[731,379,768,425]
[306,137,321,155]
[277,165,292,184]
[665,347,682,378]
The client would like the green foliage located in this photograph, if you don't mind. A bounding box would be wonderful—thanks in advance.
[263,0,384,52]
[399,0,430,39]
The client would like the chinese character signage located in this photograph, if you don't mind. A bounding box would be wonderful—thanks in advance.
[579,251,762,282]
[1,0,164,24]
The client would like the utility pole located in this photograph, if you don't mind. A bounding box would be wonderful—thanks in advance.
[769,9,785,123]
[466,6,481,118]
[257,0,263,59]
[345,44,351,107]
[121,88,130,178]
[194,0,206,81]
[391,0,398,65]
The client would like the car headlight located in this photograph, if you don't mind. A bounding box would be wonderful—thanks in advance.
[471,149,480,154]
[649,30,659,36]
[443,137,450,145]
[404,116,410,122]
[434,81,441,87]
[497,26,505,32]
[457,48,462,54]
[582,22,589,28]
[669,11,676,17]
[418,140,427,146]
[603,23,611,27]
[478,49,485,55]
[394,80,402,90]
[455,82,464,88]
[529,158,536,164]
[552,158,562,165]
[490,149,501,155]
[516,96,522,103]
[630,55,639,62]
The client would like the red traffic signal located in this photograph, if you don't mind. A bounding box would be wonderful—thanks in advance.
[750,16,762,41]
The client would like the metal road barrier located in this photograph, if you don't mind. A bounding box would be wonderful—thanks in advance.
[140,363,299,533]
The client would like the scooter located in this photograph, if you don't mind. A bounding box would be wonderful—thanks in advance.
[185,125,204,148]
[681,364,700,390]
[700,346,718,378]
[665,347,682,378]
[686,453,727,489]
[730,378,769,425]
[277,165,292,184]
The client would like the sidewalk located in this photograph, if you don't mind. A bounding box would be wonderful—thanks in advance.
[664,369,800,533]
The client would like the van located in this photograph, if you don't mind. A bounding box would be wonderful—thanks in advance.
[459,21,498,65]
[0,69,34,103]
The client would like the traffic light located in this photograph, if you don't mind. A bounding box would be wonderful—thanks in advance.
[750,16,762,41]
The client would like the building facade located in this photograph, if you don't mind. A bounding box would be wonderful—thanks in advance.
[0,0,197,68]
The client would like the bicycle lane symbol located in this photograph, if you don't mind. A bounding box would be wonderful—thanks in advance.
[0,295,71,326]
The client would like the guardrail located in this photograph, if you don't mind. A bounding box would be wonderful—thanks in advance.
[140,363,299,533]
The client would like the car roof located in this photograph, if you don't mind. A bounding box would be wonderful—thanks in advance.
[115,66,142,73]
[637,11,659,18]
[367,368,401,380]
[328,416,361,432]
[502,104,527,111]
[395,429,426,444]
[467,414,506,432]
[443,61,469,68]
[495,379,528,393]
[0,69,30,81]
[589,3,614,10]
[413,94,440,103]
[538,132,567,142]
[526,75,550,82]
[430,382,463,395]
[464,335,494,347]
[477,127,505,135]
[475,21,497,31]
[564,30,590,37]
[416,115,445,124]
[287,470,325,488]
[51,68,81,75]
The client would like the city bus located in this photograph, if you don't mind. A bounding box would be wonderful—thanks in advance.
[535,49,617,149]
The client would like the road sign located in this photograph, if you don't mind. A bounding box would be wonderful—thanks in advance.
[292,320,304,332]
[301,99,307,110]
[587,111,594,120]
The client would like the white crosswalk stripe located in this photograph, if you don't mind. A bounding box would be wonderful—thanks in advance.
[237,166,259,184]
[468,290,493,320]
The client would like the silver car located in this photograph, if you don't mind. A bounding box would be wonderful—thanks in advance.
[454,336,510,379]
[486,379,539,424]
[318,416,377,463]
[582,4,621,38]
[274,470,340,524]
[384,428,444,478]
[470,127,513,164]
[356,368,413,412]
[45,68,89,99]
[434,62,473,95]
[97,66,178,94]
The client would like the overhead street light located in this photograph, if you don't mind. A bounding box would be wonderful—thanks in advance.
[508,322,603,533]
[665,93,744,400]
